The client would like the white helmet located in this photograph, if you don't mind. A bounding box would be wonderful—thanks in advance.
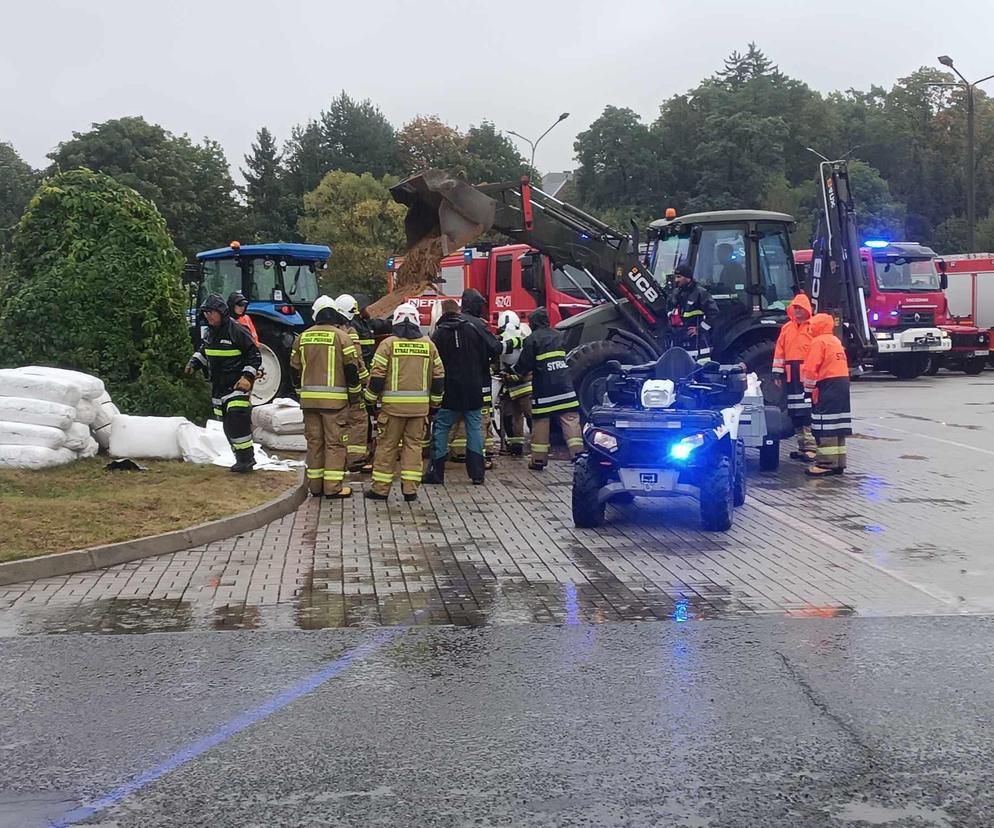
[392,302,420,327]
[497,310,520,331]
[334,294,358,321]
[312,295,335,317]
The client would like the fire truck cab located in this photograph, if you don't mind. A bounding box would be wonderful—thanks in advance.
[386,243,594,330]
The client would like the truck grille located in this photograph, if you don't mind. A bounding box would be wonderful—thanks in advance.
[898,310,935,326]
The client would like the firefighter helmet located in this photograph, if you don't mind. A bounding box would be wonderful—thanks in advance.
[334,294,358,321]
[311,295,336,317]
[392,303,420,327]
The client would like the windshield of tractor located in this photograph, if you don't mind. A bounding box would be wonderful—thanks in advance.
[552,264,597,300]
[281,263,320,304]
[202,259,242,301]
[651,231,692,281]
[873,257,941,292]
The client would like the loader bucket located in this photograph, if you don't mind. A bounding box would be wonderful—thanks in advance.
[389,170,497,255]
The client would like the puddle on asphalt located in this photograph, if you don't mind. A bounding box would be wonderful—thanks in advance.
[891,413,982,430]
[0,789,78,828]
[898,454,928,460]
[833,800,951,827]
[850,432,901,442]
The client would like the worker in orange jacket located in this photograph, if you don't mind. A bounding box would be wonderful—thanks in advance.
[801,313,851,476]
[773,293,816,461]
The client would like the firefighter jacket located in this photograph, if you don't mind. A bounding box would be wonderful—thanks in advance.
[667,280,719,359]
[432,311,493,411]
[513,325,578,416]
[350,316,393,365]
[289,324,362,411]
[801,314,852,436]
[365,334,445,417]
[190,318,261,396]
[773,293,814,381]
[339,325,369,385]
[500,331,532,401]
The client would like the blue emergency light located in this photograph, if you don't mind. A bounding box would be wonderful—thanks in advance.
[463,249,473,264]
[386,257,395,270]
[865,239,889,248]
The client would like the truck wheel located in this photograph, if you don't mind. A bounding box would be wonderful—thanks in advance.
[568,340,641,418]
[963,357,987,375]
[924,356,942,376]
[254,326,294,405]
[734,340,777,405]
[572,455,606,528]
[888,354,929,380]
[700,456,733,532]
[759,439,780,472]
[733,440,747,506]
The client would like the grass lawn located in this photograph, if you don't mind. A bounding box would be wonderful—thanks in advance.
[0,459,296,563]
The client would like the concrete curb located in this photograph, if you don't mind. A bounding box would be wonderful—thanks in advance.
[0,475,307,587]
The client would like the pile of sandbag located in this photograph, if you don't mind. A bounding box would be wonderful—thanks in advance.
[0,366,116,469]
[252,398,306,452]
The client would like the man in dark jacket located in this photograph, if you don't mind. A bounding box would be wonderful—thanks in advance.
[447,288,502,464]
[510,307,584,470]
[427,299,492,484]
[187,293,262,473]
[667,263,720,361]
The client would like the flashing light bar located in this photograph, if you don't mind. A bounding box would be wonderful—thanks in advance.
[865,239,890,249]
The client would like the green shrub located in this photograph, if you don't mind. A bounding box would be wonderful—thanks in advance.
[0,169,209,419]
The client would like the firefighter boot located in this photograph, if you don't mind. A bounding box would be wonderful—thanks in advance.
[466,451,486,485]
[230,447,256,474]
[424,455,446,484]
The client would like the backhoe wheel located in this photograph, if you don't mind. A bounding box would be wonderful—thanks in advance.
[759,439,780,472]
[700,456,733,532]
[963,356,987,375]
[572,455,606,528]
[734,340,777,405]
[733,440,747,506]
[569,340,643,419]
[888,354,929,380]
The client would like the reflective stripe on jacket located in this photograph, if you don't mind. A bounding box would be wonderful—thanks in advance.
[192,318,262,397]
[801,315,849,397]
[514,327,578,416]
[365,335,445,417]
[289,324,362,410]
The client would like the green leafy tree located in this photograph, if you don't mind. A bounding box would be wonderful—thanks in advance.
[0,143,39,248]
[47,116,246,258]
[463,121,531,182]
[397,115,466,175]
[298,171,406,300]
[242,127,296,241]
[0,169,208,418]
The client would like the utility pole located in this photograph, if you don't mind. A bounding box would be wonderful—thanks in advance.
[937,56,994,253]
[508,112,570,172]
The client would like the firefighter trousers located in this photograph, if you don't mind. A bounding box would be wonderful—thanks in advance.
[815,435,847,470]
[794,425,816,453]
[303,408,349,495]
[345,401,368,465]
[530,411,583,466]
[501,395,532,454]
[371,413,427,496]
[214,391,253,455]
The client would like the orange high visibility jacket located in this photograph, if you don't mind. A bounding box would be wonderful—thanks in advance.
[772,293,813,381]
[235,313,259,345]
[801,314,849,399]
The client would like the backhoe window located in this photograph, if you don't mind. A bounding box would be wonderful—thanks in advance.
[693,226,749,312]
[757,223,796,310]
[873,258,941,292]
[651,233,691,281]
[552,264,597,300]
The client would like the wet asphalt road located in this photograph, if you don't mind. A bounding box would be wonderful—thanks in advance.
[2,618,992,827]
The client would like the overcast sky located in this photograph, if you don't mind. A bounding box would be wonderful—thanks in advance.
[3,0,994,179]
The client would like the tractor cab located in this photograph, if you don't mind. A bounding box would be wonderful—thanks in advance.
[189,241,331,404]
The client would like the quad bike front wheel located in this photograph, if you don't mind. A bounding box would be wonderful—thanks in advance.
[700,456,733,532]
[572,455,606,528]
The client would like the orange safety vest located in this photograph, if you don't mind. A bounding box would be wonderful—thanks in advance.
[773,293,814,382]
[235,313,259,345]
[802,314,849,400]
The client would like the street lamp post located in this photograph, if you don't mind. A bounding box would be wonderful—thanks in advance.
[937,55,994,253]
[508,112,570,171]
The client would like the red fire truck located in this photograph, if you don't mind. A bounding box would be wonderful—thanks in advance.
[942,254,994,367]
[386,242,594,329]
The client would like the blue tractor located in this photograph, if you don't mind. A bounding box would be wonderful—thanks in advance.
[187,241,331,404]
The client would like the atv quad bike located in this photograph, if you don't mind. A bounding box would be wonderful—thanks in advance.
[572,347,748,532]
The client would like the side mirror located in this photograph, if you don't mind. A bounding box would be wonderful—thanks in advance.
[519,254,540,293]
[937,259,949,290]
[181,263,201,285]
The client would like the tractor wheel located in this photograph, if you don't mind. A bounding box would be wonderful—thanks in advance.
[568,340,643,419]
[700,456,733,532]
[571,455,606,528]
[963,356,987,375]
[253,326,294,405]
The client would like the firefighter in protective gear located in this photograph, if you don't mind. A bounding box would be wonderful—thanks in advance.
[801,313,851,476]
[364,303,445,501]
[227,291,259,345]
[496,310,532,456]
[290,295,363,498]
[333,294,371,469]
[667,263,719,361]
[348,294,393,365]
[773,292,816,461]
[187,293,261,473]
[511,307,583,470]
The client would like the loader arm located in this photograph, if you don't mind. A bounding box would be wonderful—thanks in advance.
[389,171,670,346]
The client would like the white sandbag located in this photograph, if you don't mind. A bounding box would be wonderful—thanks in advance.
[90,399,115,431]
[251,398,304,435]
[93,423,112,451]
[0,397,76,430]
[92,397,120,451]
[177,420,230,464]
[75,398,97,425]
[63,422,92,451]
[0,369,82,407]
[252,428,307,452]
[18,366,105,400]
[76,436,99,459]
[0,444,76,470]
[108,415,188,460]
[211,436,304,472]
[0,420,68,450]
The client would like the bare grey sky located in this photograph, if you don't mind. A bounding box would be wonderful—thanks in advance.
[3,0,994,177]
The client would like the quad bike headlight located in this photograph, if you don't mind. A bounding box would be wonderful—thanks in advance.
[591,430,619,452]
[669,433,705,461]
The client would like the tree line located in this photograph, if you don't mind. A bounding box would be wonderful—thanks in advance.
[3,45,994,303]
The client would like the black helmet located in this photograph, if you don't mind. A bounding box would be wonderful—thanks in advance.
[227,291,248,311]
[529,306,550,329]
[461,288,486,318]
[200,293,229,317]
